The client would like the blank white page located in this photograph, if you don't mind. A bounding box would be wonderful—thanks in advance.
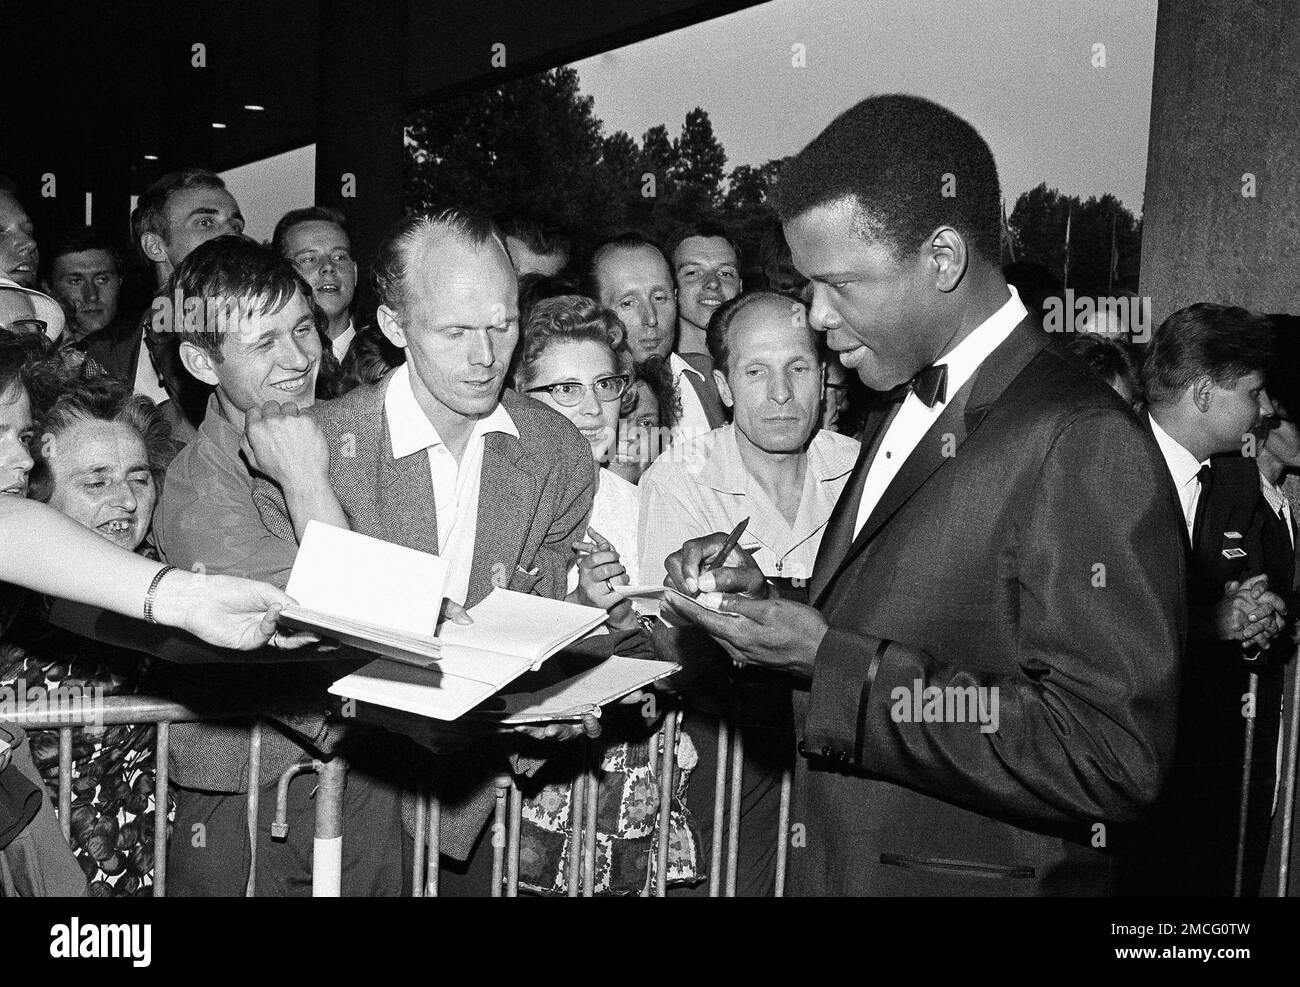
[286,520,449,638]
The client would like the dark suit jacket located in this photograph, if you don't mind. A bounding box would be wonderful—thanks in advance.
[794,318,1186,896]
[1132,450,1293,895]
[253,378,599,859]
[678,352,729,429]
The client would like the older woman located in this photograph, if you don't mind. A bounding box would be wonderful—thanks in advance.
[2,376,173,896]
[512,295,703,895]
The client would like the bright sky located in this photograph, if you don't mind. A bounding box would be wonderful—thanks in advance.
[572,0,1157,213]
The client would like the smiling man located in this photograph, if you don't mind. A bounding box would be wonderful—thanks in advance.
[272,206,359,362]
[660,94,1186,896]
[668,222,743,359]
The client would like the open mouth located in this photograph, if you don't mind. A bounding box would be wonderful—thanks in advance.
[0,484,25,496]
[697,296,723,308]
[269,374,311,395]
[98,517,134,536]
[316,281,341,294]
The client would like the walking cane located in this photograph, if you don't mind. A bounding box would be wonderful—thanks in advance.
[1233,672,1260,896]
[1277,648,1300,896]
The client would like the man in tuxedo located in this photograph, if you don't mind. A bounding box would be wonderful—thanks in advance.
[661,94,1186,895]
[1127,304,1285,895]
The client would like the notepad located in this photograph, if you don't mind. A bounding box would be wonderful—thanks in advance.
[279,521,449,667]
[472,656,680,724]
[328,588,609,720]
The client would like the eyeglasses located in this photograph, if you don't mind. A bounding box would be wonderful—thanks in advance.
[5,319,48,337]
[524,374,630,407]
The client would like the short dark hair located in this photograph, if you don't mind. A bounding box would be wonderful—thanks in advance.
[270,205,350,258]
[1142,303,1277,405]
[1066,333,1142,402]
[372,207,506,318]
[29,377,172,504]
[43,227,123,281]
[497,215,571,265]
[168,234,320,363]
[515,295,623,390]
[633,354,681,431]
[582,231,669,301]
[706,289,813,377]
[757,220,806,293]
[776,94,1002,263]
[131,168,227,262]
[665,221,741,272]
[517,272,581,329]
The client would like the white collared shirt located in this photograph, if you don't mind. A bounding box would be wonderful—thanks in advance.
[1149,414,1208,540]
[384,362,519,605]
[852,285,1028,538]
[331,319,356,363]
[669,351,712,444]
[132,327,169,404]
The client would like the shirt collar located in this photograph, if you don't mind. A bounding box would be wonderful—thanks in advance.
[922,285,1028,409]
[695,424,857,495]
[1149,413,1206,489]
[384,362,518,460]
[669,351,704,381]
[197,391,244,458]
[331,320,356,360]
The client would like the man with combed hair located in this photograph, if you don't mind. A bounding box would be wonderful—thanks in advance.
[659,94,1185,896]
[254,208,643,893]
[272,206,359,362]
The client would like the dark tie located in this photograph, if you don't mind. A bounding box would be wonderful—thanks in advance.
[910,364,949,408]
[1191,462,1213,552]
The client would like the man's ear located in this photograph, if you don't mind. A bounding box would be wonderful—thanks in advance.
[1191,375,1215,413]
[929,227,968,293]
[179,341,220,387]
[376,305,408,349]
[714,368,734,409]
[140,231,168,267]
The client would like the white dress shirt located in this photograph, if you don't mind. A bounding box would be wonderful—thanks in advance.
[1149,414,1209,540]
[384,362,519,605]
[132,327,169,404]
[669,351,712,445]
[853,285,1028,538]
[331,319,356,363]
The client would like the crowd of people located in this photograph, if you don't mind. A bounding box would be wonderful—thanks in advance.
[0,91,1296,897]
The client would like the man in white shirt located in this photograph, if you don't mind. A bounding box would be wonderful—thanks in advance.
[124,169,245,405]
[667,222,743,360]
[586,232,727,443]
[273,206,359,363]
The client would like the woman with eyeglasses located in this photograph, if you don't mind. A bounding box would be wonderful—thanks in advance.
[516,295,641,631]
[512,296,705,895]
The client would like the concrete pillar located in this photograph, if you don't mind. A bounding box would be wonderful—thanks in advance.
[1140,0,1300,321]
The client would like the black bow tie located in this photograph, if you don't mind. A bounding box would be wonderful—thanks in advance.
[910,364,949,408]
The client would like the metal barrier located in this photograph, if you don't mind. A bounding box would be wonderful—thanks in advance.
[10,673,1297,897]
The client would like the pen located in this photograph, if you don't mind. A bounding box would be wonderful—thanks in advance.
[701,517,749,575]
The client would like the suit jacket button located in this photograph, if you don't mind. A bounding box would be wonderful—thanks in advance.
[821,745,833,758]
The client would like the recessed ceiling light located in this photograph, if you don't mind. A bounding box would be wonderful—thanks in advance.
[244,104,265,111]
[212,122,227,129]
[143,154,158,161]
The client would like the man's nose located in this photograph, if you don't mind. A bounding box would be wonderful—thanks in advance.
[14,231,36,255]
[639,300,657,328]
[4,438,33,477]
[469,329,496,366]
[1260,390,1277,419]
[108,479,138,513]
[807,287,836,333]
[279,336,313,370]
[84,281,100,304]
[769,373,793,404]
[318,255,337,276]
[703,270,721,291]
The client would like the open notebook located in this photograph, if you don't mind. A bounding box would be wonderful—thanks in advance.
[278,521,449,667]
[328,589,610,720]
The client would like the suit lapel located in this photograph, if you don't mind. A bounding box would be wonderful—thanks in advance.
[683,367,728,429]
[465,431,537,608]
[813,318,1048,607]
[810,402,895,603]
[380,406,440,556]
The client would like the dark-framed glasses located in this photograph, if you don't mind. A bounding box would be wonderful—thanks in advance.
[524,374,630,407]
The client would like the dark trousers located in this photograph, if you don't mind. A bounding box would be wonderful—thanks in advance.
[168,760,409,897]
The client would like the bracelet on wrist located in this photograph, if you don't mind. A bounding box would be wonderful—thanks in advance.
[143,565,178,624]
